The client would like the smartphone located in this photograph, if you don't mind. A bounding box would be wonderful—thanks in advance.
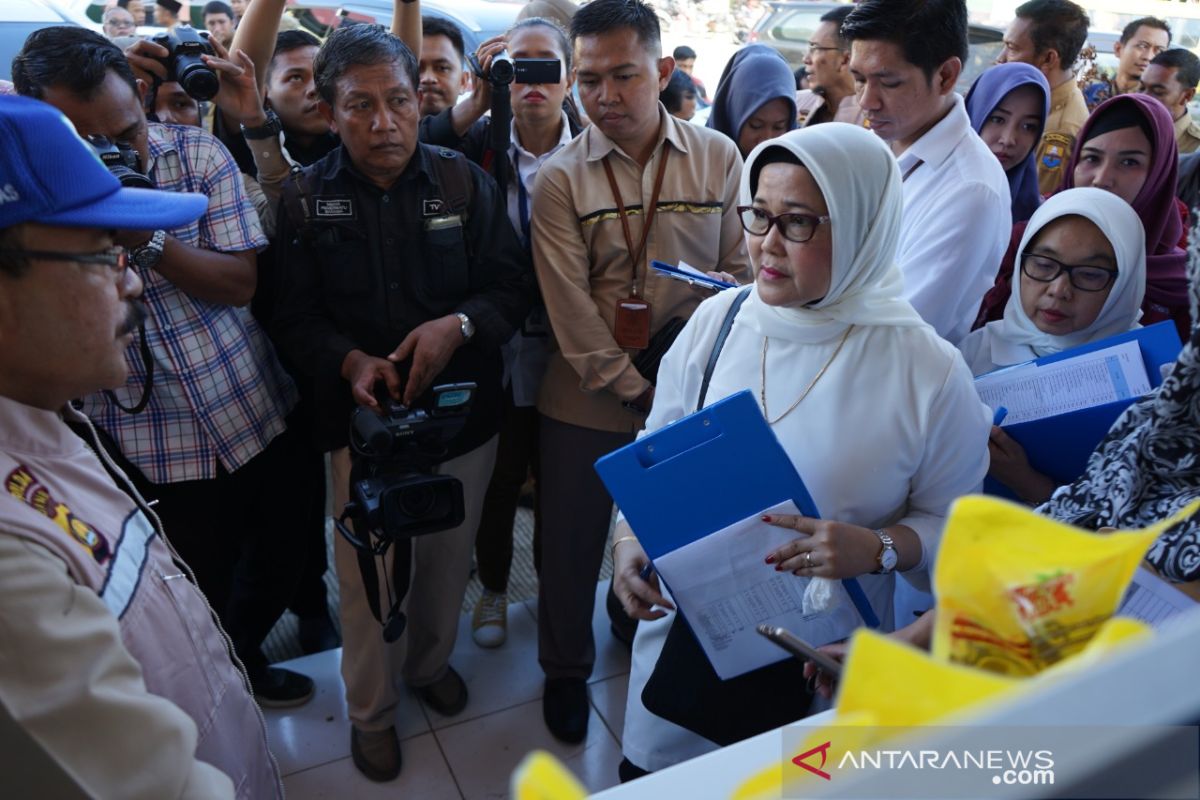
[756,624,843,676]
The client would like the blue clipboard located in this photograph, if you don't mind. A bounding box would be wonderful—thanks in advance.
[651,259,737,292]
[983,321,1182,497]
[594,389,879,628]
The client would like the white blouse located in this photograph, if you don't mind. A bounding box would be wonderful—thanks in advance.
[620,286,992,772]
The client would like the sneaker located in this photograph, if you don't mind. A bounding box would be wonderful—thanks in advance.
[351,725,401,782]
[250,666,315,709]
[471,589,508,648]
[416,666,469,717]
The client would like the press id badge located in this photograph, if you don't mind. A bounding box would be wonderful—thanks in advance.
[614,296,652,350]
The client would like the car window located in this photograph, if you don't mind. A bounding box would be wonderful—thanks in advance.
[0,22,76,81]
[958,40,1004,94]
[774,9,824,44]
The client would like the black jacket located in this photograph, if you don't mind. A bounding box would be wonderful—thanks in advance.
[271,142,535,455]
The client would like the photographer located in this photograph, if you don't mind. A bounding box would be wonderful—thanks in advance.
[0,93,280,799]
[271,24,533,782]
[12,27,317,707]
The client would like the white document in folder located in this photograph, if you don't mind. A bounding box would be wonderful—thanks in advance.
[653,500,862,680]
[1117,567,1198,628]
[974,340,1151,426]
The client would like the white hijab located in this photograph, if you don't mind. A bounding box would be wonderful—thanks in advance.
[739,123,927,343]
[978,187,1146,369]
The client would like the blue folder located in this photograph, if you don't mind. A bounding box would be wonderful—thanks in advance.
[650,259,737,292]
[594,389,878,628]
[983,321,1182,497]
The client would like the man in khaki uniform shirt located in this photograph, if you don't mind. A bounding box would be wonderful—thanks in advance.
[530,0,749,745]
[796,5,861,128]
[1139,49,1200,155]
[995,0,1091,195]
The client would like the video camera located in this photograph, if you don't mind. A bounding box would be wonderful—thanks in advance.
[149,26,219,101]
[337,383,476,641]
[86,135,153,189]
[486,51,562,87]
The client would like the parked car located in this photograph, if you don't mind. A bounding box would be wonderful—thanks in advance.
[1,0,92,81]
[749,0,1005,93]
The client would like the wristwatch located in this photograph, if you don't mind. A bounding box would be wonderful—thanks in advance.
[455,312,475,341]
[871,529,898,574]
[131,229,166,269]
[241,109,282,141]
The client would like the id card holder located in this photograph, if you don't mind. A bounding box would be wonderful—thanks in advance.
[614,295,652,350]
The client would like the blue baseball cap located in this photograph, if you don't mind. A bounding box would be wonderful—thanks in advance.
[0,95,207,230]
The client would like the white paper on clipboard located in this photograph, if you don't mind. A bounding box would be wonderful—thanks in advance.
[1117,566,1198,628]
[654,500,860,679]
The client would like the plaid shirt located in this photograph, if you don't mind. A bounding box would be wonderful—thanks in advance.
[83,123,297,484]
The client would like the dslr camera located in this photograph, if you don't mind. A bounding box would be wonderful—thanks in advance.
[339,383,476,641]
[86,135,153,189]
[149,26,219,101]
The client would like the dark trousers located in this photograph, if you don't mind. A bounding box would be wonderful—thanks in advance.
[284,401,329,621]
[537,415,635,680]
[474,386,541,593]
[126,424,311,677]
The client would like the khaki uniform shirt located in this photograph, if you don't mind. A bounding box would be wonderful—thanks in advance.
[1176,109,1200,155]
[1036,77,1090,196]
[531,105,751,433]
[795,91,866,128]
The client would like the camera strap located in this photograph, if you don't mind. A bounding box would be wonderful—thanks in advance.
[103,324,155,415]
[334,508,415,643]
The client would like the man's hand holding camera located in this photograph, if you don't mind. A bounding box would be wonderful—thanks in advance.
[342,313,467,410]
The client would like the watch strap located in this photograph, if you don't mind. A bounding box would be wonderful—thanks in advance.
[132,229,166,268]
[871,528,897,574]
[241,109,282,140]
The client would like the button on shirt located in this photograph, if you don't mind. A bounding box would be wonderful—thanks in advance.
[895,95,1012,344]
[83,123,296,484]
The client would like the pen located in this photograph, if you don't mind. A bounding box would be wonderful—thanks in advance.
[993,405,1008,426]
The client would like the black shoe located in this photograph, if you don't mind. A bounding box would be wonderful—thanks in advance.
[351,725,401,782]
[250,666,315,709]
[606,582,637,649]
[415,666,469,716]
[543,677,589,743]
[297,612,341,655]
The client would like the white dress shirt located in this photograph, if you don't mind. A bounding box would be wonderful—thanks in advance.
[619,286,992,772]
[896,94,1012,345]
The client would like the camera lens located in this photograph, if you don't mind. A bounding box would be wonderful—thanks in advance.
[491,51,515,85]
[177,60,220,101]
[397,484,437,519]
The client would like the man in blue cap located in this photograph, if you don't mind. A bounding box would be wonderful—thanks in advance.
[0,95,281,799]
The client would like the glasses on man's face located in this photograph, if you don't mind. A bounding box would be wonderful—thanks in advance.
[0,247,130,278]
[737,206,830,243]
[806,42,842,54]
[1020,251,1117,292]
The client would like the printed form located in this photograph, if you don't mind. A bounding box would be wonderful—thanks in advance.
[654,500,862,679]
[1118,567,1198,628]
[975,340,1151,426]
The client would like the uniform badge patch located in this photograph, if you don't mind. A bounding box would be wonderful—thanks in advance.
[1039,132,1073,171]
[314,197,355,219]
[422,198,447,217]
[5,465,110,563]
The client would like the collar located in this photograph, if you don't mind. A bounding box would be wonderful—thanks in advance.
[896,93,970,172]
[0,395,88,459]
[1049,75,1079,106]
[1176,109,1193,136]
[510,111,573,162]
[313,141,432,189]
[146,122,178,175]
[584,103,689,163]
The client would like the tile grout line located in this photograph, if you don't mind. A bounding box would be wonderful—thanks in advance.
[429,723,469,800]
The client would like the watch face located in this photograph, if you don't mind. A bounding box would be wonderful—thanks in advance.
[881,547,899,571]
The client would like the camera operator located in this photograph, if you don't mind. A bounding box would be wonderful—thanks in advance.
[12,27,318,708]
[0,94,280,799]
[271,23,534,782]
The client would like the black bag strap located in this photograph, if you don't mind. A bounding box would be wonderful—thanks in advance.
[280,163,315,245]
[697,285,752,411]
[428,147,474,217]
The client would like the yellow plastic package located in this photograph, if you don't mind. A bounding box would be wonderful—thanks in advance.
[932,496,1198,676]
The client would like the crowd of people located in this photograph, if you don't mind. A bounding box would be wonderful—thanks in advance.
[2,0,1200,794]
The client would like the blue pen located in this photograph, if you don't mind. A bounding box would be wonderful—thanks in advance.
[993,406,1008,426]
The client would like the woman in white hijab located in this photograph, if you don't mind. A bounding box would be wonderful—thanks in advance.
[610,123,992,777]
[959,188,1147,504]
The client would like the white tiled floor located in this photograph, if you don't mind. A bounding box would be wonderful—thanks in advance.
[266,581,631,799]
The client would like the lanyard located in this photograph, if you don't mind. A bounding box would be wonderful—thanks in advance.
[901,157,924,182]
[602,146,671,297]
[516,166,532,250]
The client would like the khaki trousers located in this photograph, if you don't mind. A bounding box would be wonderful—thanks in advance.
[332,436,498,731]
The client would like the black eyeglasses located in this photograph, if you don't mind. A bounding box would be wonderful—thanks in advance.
[806,42,843,53]
[737,206,830,243]
[0,247,129,276]
[1020,251,1117,292]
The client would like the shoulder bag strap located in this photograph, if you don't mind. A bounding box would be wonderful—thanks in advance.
[697,285,752,411]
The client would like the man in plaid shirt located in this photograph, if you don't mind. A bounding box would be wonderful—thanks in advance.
[13,27,316,706]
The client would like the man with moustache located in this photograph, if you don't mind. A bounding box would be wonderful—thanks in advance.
[530,0,750,744]
[271,23,533,782]
[0,94,281,799]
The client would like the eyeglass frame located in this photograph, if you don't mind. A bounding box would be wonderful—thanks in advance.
[1019,250,1118,292]
[736,205,831,244]
[806,42,844,53]
[0,247,130,277]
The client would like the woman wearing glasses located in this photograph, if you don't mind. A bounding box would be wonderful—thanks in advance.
[609,123,992,777]
[959,189,1147,504]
